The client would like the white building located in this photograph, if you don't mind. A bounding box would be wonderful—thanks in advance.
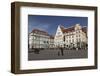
[49,35,54,48]
[29,29,54,49]
[54,24,87,49]
[29,24,87,49]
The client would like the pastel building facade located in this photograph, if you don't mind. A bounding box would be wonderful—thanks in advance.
[29,29,54,48]
[54,24,87,49]
[29,24,87,49]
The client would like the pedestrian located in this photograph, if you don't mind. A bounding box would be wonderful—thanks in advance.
[60,47,64,56]
[34,48,40,54]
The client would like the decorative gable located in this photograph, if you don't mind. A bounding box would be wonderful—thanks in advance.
[55,25,63,37]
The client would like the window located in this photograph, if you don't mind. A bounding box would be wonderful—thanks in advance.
[66,40,68,43]
[44,41,46,43]
[63,36,65,41]
[34,36,36,39]
[72,39,74,42]
[69,40,71,43]
[76,39,78,42]
[79,38,81,42]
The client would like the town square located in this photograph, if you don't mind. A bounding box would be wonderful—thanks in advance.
[28,15,88,60]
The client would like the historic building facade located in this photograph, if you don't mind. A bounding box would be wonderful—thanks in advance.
[29,29,54,49]
[54,24,87,49]
[29,24,87,49]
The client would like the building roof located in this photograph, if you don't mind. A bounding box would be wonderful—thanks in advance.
[32,29,49,36]
[82,27,87,34]
[60,26,75,33]
[60,24,87,34]
[50,35,54,39]
[31,29,54,39]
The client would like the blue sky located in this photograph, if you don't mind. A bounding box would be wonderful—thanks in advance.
[28,15,88,35]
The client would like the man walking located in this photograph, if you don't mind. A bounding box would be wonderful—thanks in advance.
[58,47,64,56]
[60,47,64,56]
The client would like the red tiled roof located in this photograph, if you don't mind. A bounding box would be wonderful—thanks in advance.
[82,27,87,33]
[60,25,87,34]
[60,26,75,33]
[50,35,54,39]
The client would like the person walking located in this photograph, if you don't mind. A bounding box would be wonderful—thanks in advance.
[58,47,64,56]
[60,47,64,56]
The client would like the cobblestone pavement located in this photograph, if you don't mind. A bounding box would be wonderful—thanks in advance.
[28,48,88,61]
